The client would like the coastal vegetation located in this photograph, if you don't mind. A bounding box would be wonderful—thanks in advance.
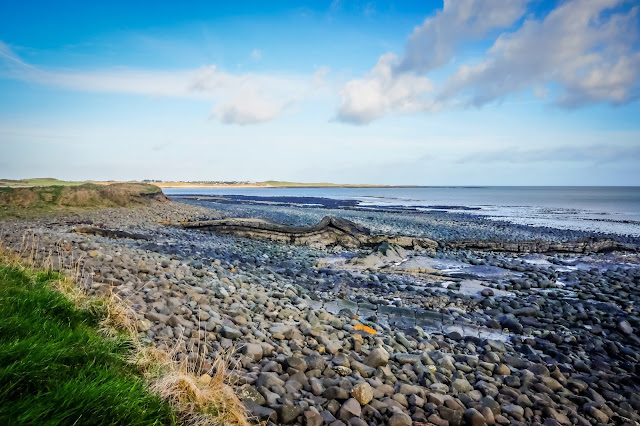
[0,247,249,426]
[0,182,167,218]
[0,262,176,425]
[0,178,90,187]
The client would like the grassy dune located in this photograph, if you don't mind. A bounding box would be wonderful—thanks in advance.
[0,264,176,425]
[0,183,167,218]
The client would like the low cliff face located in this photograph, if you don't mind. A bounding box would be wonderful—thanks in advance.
[180,215,438,250]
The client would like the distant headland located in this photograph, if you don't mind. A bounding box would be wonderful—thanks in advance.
[0,178,422,189]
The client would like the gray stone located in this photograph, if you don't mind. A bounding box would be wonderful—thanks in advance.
[350,360,375,378]
[502,404,524,419]
[348,418,368,426]
[221,325,242,339]
[365,347,389,368]
[241,343,263,361]
[145,311,170,323]
[285,356,308,372]
[275,404,303,424]
[481,288,494,297]
[439,406,463,426]
[618,320,634,335]
[452,378,474,393]
[238,384,265,405]
[338,398,361,421]
[388,412,412,426]
[244,401,277,422]
[587,406,609,424]
[324,386,350,400]
[305,354,327,370]
[394,353,421,364]
[464,408,486,426]
[304,408,323,426]
[256,372,285,389]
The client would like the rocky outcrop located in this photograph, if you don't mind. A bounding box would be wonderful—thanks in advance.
[447,238,637,254]
[349,242,407,269]
[179,215,437,250]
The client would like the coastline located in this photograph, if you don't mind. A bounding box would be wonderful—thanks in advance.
[166,189,640,240]
[156,182,425,189]
[1,189,639,425]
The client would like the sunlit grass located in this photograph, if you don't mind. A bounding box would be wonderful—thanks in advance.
[0,265,176,425]
[0,178,88,187]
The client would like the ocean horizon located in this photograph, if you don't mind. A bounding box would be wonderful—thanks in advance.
[164,186,640,236]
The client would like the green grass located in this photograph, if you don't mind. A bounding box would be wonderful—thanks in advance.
[0,178,88,187]
[0,264,176,425]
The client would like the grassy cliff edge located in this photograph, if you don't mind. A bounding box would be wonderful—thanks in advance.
[0,183,168,218]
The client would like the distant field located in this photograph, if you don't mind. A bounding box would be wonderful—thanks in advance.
[157,180,412,188]
[262,180,353,187]
[0,178,90,187]
[0,178,417,189]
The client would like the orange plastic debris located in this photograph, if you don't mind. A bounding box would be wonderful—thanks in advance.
[354,324,376,335]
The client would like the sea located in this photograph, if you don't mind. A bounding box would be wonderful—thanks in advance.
[163,186,640,237]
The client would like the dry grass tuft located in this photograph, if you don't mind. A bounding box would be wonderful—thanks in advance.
[99,293,139,336]
[49,275,94,311]
[134,344,172,373]
[149,349,249,426]
[0,243,21,265]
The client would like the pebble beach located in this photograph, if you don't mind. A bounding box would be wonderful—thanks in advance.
[1,195,639,426]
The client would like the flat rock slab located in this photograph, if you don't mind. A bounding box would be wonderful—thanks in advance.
[440,279,514,298]
[178,215,437,250]
[448,238,637,254]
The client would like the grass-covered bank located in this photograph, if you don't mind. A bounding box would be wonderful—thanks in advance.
[0,263,176,425]
[0,182,168,218]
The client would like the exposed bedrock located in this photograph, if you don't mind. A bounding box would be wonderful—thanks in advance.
[178,215,438,251]
[179,215,638,254]
[447,238,637,254]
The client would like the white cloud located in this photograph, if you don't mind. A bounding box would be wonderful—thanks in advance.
[0,42,319,125]
[338,0,640,123]
[337,0,529,123]
[250,49,262,60]
[211,89,292,125]
[441,0,640,108]
[396,0,529,73]
[337,53,435,124]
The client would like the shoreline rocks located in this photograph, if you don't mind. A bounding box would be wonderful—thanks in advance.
[1,200,639,425]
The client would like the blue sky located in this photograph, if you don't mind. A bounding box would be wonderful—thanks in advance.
[1,0,639,185]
